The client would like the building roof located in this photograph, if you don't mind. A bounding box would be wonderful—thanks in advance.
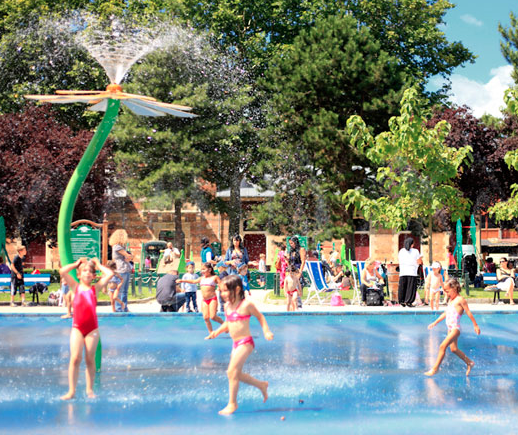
[216,179,275,199]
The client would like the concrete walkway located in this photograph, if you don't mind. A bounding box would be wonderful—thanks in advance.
[1,290,516,315]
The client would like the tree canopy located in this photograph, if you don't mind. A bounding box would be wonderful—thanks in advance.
[344,88,472,261]
[252,13,408,240]
[0,105,113,245]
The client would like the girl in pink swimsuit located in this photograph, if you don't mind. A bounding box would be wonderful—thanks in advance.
[425,278,480,377]
[59,257,114,400]
[177,263,223,333]
[206,274,274,415]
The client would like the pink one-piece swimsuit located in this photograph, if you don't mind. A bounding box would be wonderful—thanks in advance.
[73,285,98,337]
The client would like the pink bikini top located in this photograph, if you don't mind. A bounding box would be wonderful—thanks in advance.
[226,300,251,322]
[200,276,217,287]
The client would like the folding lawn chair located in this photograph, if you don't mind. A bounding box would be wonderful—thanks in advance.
[304,261,337,305]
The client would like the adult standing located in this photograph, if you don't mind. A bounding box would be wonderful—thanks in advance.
[109,229,133,312]
[288,236,306,309]
[201,237,215,264]
[447,246,457,270]
[224,234,249,275]
[398,237,423,307]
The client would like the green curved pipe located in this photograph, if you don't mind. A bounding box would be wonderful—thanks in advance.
[58,99,121,279]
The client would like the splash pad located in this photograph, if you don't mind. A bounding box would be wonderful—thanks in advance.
[1,312,518,434]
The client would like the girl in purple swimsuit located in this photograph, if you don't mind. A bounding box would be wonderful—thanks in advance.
[206,274,274,415]
[425,278,480,377]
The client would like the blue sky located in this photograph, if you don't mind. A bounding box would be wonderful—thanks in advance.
[430,0,516,117]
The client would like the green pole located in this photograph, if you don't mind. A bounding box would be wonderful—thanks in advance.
[57,99,120,375]
[95,337,102,372]
[58,99,121,276]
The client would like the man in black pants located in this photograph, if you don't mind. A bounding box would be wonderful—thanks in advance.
[156,268,186,312]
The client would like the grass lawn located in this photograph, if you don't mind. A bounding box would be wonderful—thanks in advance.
[266,285,496,302]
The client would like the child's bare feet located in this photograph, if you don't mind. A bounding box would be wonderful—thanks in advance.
[219,403,238,415]
[424,369,437,377]
[61,314,72,319]
[466,361,475,376]
[259,381,269,402]
[86,390,97,399]
[60,391,75,400]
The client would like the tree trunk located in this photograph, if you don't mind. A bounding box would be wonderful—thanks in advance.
[428,215,433,265]
[173,199,185,251]
[228,175,242,241]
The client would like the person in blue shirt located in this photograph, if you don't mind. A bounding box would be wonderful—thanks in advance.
[238,263,252,297]
[201,237,215,265]
[224,235,249,275]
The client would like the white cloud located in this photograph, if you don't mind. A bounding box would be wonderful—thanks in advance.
[460,14,483,27]
[447,65,514,117]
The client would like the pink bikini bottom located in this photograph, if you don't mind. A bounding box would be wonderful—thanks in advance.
[232,336,255,350]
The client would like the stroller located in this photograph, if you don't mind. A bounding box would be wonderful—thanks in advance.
[29,282,48,305]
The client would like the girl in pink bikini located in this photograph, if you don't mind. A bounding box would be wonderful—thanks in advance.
[206,274,274,415]
[177,263,224,333]
[425,278,480,377]
[60,257,114,400]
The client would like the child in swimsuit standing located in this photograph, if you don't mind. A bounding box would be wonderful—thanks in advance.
[206,274,273,415]
[60,257,113,400]
[284,265,301,311]
[177,263,224,332]
[425,278,480,376]
[425,261,444,311]
[106,260,125,312]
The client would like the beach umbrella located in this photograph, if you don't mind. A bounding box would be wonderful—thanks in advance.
[470,214,477,255]
[0,217,9,265]
[455,219,463,267]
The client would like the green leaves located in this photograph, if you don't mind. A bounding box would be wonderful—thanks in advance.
[489,88,518,222]
[344,86,472,231]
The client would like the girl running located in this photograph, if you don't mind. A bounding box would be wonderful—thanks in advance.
[177,262,224,332]
[206,274,274,415]
[425,278,480,376]
[60,257,113,399]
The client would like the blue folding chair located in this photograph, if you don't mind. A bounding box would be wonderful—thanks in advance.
[304,261,336,304]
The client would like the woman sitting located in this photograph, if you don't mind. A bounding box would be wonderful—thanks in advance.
[360,258,385,305]
[497,258,515,305]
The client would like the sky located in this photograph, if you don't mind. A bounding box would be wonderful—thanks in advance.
[429,0,516,117]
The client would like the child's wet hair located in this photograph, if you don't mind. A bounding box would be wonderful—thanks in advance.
[107,260,117,271]
[287,264,298,273]
[202,262,215,275]
[221,274,245,302]
[444,278,461,294]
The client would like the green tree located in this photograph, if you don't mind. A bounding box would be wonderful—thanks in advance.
[180,0,474,87]
[344,87,472,263]
[252,13,407,241]
[500,11,518,82]
[113,42,261,242]
[348,0,475,85]
[490,88,518,221]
